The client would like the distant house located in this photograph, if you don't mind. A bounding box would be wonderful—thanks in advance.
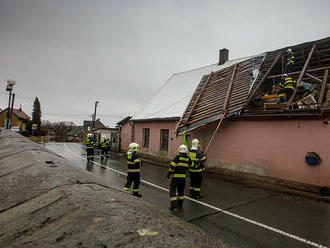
[82,119,106,138]
[94,127,120,152]
[67,126,84,142]
[120,36,330,192]
[83,119,106,131]
[0,107,31,133]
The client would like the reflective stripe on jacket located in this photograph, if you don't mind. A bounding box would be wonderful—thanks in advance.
[101,139,109,148]
[85,138,94,149]
[287,55,294,65]
[280,77,296,89]
[189,149,206,173]
[127,153,142,173]
[169,154,194,178]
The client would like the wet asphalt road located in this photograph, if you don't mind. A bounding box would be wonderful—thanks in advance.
[44,142,330,248]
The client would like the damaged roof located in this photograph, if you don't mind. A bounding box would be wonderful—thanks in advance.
[133,56,258,121]
[177,55,265,133]
[177,36,330,133]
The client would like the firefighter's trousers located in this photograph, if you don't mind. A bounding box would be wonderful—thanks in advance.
[170,177,185,208]
[124,172,140,194]
[86,148,94,161]
[100,147,108,158]
[190,172,202,198]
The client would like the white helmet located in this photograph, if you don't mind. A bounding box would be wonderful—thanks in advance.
[191,139,200,149]
[128,142,139,152]
[178,144,188,154]
[87,133,93,138]
[282,74,288,79]
[287,48,293,54]
[102,135,106,139]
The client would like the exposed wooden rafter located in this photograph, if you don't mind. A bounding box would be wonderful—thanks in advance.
[184,72,213,125]
[223,64,237,112]
[288,43,317,105]
[248,52,282,102]
[267,66,330,79]
[318,69,329,104]
[204,64,237,154]
[305,73,323,83]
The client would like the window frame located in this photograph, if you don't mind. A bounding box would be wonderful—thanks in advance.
[142,128,150,148]
[160,129,169,151]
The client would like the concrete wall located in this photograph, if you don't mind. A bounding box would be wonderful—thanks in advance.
[191,119,330,188]
[120,121,184,160]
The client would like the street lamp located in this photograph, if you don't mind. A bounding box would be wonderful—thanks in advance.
[6,79,16,129]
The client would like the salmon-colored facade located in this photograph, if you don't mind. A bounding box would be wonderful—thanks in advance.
[120,117,330,188]
[121,120,183,160]
[191,118,330,188]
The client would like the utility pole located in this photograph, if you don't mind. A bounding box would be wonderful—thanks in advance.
[10,94,15,128]
[5,79,16,129]
[92,101,99,130]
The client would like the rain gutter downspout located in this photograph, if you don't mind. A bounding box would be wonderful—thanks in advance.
[130,120,135,142]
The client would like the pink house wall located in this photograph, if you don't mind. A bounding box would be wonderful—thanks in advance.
[121,122,132,152]
[120,120,184,159]
[120,118,330,187]
[192,119,330,187]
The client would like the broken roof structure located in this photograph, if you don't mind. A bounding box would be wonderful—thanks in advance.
[177,36,330,134]
[133,56,258,121]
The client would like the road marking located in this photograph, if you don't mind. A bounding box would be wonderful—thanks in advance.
[63,143,328,248]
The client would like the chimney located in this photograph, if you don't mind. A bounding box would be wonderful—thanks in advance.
[218,48,229,65]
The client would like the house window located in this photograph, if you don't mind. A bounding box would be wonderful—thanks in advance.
[142,128,150,148]
[111,132,117,143]
[160,129,169,151]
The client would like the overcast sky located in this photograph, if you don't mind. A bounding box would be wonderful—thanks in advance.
[0,0,329,127]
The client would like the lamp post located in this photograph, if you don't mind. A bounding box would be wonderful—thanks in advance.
[6,79,16,129]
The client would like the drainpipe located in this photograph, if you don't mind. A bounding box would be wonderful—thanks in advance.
[117,125,122,152]
[130,120,134,143]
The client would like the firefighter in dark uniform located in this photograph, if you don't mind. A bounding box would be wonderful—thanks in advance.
[124,143,142,197]
[189,139,206,199]
[278,74,296,102]
[167,144,194,211]
[285,48,294,73]
[85,133,95,162]
[100,135,109,161]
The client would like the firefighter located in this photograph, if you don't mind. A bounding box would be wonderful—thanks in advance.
[85,133,95,162]
[123,143,142,197]
[189,139,206,199]
[285,48,295,73]
[100,135,109,161]
[167,144,194,211]
[278,74,296,102]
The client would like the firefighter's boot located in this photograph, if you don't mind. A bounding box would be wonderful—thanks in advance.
[133,191,142,198]
[169,200,177,211]
[177,199,183,210]
[189,189,194,198]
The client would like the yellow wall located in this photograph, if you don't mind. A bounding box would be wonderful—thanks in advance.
[0,110,27,131]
